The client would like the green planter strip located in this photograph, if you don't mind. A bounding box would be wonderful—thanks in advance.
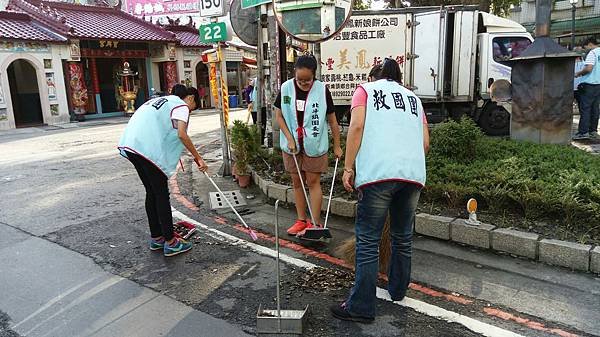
[252,168,598,273]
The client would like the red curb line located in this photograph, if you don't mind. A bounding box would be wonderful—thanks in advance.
[170,163,580,337]
[484,308,580,337]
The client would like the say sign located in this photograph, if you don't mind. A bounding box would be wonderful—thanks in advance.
[199,22,227,43]
[199,0,224,17]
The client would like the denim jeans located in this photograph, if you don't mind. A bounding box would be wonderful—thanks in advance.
[345,181,422,318]
[577,83,600,134]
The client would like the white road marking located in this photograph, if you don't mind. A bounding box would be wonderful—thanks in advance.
[172,209,315,270]
[172,208,525,337]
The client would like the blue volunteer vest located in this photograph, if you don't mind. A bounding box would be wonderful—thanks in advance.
[582,47,600,85]
[355,80,426,189]
[279,79,329,157]
[118,95,188,177]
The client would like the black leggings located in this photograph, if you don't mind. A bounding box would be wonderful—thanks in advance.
[251,107,267,141]
[126,151,174,241]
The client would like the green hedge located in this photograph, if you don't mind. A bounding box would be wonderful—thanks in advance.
[425,118,600,243]
[251,119,600,243]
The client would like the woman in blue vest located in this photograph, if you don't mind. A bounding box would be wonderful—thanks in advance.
[118,84,208,257]
[274,55,342,236]
[330,60,429,322]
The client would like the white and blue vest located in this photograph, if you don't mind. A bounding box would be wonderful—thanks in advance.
[279,79,329,157]
[355,80,426,189]
[118,95,188,177]
[582,47,600,85]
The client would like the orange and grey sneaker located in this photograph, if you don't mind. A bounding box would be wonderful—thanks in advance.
[287,219,310,236]
[296,222,322,238]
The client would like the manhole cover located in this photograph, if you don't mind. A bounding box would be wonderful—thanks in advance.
[209,190,247,209]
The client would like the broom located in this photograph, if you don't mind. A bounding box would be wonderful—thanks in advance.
[336,213,392,273]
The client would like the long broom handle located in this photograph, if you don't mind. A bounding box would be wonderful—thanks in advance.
[292,153,316,225]
[275,200,281,329]
[323,157,339,229]
[203,171,257,240]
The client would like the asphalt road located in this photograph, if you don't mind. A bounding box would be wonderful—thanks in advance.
[0,110,597,337]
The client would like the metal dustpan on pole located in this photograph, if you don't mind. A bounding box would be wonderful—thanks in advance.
[298,158,339,243]
[257,200,309,336]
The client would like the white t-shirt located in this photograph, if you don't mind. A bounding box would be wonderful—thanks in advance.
[171,105,190,129]
[582,47,600,85]
[585,48,598,66]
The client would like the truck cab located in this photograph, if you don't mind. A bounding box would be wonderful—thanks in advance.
[475,13,532,135]
[409,9,532,135]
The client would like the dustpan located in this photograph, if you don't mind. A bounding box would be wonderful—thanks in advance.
[257,200,309,336]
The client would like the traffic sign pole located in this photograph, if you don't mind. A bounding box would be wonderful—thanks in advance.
[218,43,232,176]
[215,45,231,176]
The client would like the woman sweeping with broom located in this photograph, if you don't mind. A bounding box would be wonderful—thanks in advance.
[274,54,342,237]
[330,60,429,323]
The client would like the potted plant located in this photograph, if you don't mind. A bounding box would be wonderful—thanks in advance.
[230,120,259,188]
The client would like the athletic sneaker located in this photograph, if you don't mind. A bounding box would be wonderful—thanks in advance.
[573,133,590,140]
[163,238,193,257]
[150,232,182,251]
[149,237,165,251]
[591,132,599,139]
[330,303,374,323]
[287,219,309,236]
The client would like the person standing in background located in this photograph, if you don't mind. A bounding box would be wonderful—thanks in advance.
[574,48,586,118]
[574,38,600,140]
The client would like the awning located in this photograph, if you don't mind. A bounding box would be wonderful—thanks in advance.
[522,16,600,36]
[242,56,256,65]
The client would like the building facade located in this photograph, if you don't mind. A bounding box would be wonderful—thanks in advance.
[0,11,71,129]
[509,0,600,47]
[0,0,257,130]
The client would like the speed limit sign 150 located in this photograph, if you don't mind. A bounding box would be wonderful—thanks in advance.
[199,0,224,17]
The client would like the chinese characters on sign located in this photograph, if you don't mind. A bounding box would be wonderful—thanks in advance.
[373,90,390,111]
[333,17,399,41]
[320,48,406,98]
[320,14,407,102]
[127,0,198,16]
[310,103,320,138]
[370,90,418,118]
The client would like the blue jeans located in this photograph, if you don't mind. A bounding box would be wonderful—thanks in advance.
[345,181,421,318]
[577,83,600,134]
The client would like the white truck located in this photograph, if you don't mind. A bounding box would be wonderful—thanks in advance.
[320,6,533,135]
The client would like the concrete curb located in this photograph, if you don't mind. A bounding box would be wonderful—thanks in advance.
[491,228,539,260]
[451,219,495,249]
[250,168,598,273]
[415,214,453,240]
[539,239,592,272]
[591,246,600,274]
[251,168,357,218]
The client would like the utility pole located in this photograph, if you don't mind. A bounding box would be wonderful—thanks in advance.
[213,18,231,176]
[256,6,264,142]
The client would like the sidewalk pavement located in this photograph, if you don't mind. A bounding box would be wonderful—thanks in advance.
[571,115,600,153]
[0,107,246,137]
[0,222,251,337]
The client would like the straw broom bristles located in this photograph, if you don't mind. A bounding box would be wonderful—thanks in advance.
[335,213,392,273]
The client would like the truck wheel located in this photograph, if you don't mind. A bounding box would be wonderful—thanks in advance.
[478,102,509,136]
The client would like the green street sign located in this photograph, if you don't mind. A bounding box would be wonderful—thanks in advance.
[199,22,228,44]
[241,0,270,9]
